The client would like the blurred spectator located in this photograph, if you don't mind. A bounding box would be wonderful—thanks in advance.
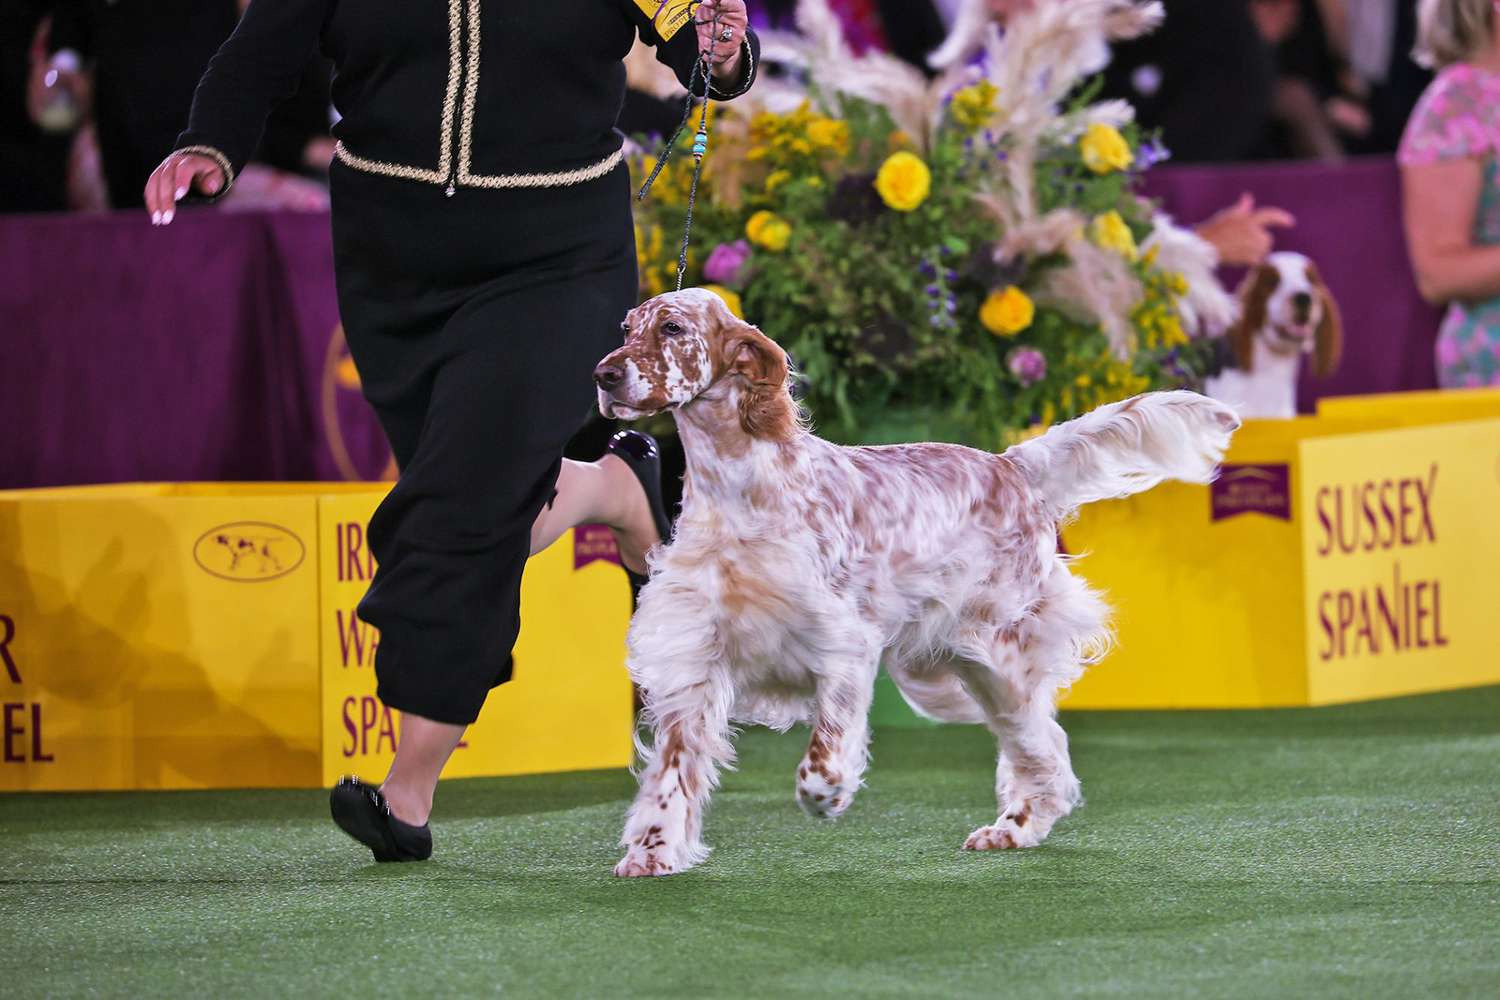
[750,0,948,70]
[1,3,70,212]
[1338,0,1434,153]
[1399,0,1500,387]
[1251,0,1346,160]
[18,0,331,212]
[1096,0,1275,163]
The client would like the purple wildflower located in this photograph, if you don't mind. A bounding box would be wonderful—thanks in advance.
[1007,347,1047,387]
[703,239,752,287]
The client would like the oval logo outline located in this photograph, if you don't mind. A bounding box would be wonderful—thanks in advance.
[193,521,307,583]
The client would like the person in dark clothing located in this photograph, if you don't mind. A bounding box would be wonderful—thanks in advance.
[1098,0,1275,162]
[144,0,759,863]
[0,2,71,212]
[42,0,333,208]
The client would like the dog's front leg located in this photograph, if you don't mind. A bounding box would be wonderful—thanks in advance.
[615,677,733,878]
[795,671,874,820]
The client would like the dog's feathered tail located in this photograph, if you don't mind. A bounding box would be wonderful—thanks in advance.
[1006,390,1240,520]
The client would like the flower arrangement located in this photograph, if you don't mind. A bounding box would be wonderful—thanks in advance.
[628,0,1234,449]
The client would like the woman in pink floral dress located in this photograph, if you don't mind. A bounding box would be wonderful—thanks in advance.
[1400,0,1500,387]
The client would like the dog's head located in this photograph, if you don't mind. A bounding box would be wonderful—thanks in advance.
[1228,252,1342,376]
[594,289,799,440]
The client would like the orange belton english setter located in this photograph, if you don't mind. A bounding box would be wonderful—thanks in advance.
[594,289,1240,877]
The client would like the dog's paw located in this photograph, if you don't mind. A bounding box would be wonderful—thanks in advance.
[963,813,1040,851]
[613,849,679,878]
[795,765,854,820]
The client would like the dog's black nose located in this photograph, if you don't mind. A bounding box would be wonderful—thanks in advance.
[594,362,624,389]
[1290,291,1312,314]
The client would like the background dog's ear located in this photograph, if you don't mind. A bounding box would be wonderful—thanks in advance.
[1228,264,1279,372]
[1307,262,1343,377]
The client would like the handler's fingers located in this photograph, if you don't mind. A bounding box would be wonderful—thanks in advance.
[1251,206,1296,229]
[147,162,176,224]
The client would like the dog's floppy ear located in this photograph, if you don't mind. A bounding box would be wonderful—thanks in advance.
[1228,263,1278,372]
[1306,261,1343,377]
[728,325,788,388]
[726,324,797,440]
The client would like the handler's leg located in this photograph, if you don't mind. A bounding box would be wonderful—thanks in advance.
[356,268,633,844]
[380,716,465,825]
[528,456,660,573]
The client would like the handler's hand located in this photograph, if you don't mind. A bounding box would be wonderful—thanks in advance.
[1194,193,1296,268]
[144,151,227,226]
[695,0,748,80]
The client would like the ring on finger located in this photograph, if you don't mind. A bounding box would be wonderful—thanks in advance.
[719,27,734,41]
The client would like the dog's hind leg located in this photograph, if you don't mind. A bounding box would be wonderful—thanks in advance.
[956,572,1108,851]
[795,667,876,820]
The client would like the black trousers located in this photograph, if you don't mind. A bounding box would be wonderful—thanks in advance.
[330,160,637,725]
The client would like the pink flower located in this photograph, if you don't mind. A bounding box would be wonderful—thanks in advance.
[1007,346,1047,386]
[703,239,752,288]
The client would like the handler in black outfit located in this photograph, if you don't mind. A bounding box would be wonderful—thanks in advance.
[146,0,758,862]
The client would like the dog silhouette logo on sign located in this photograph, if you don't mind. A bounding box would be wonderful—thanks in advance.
[193,523,307,582]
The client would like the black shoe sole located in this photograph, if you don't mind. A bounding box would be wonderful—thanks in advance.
[330,779,432,863]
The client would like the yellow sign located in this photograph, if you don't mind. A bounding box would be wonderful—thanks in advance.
[316,493,636,786]
[1299,418,1500,703]
[0,484,633,792]
[1058,391,1500,710]
[632,0,699,40]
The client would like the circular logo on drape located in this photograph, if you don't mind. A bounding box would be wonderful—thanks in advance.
[322,324,397,482]
[193,522,307,582]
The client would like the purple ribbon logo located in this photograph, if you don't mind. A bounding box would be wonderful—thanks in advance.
[574,523,623,569]
[1211,464,1292,522]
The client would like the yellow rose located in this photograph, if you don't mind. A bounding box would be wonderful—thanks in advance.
[700,284,744,319]
[1091,210,1138,261]
[1079,122,1133,174]
[874,151,932,212]
[979,286,1035,336]
[745,210,791,252]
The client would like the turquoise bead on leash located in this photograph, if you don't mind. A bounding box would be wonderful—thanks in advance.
[637,8,724,291]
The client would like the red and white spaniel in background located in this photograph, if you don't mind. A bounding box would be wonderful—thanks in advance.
[1205,252,1343,419]
[594,289,1240,877]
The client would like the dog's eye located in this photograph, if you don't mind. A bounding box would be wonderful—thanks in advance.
[662,320,683,337]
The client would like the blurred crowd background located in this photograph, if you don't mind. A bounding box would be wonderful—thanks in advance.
[1,0,1433,216]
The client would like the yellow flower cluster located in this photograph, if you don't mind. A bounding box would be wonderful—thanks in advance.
[635,222,692,296]
[979,286,1034,336]
[1090,210,1137,261]
[1040,360,1150,425]
[745,210,792,252]
[1079,122,1133,174]
[636,222,667,296]
[1133,269,1191,349]
[874,151,931,212]
[949,80,999,132]
[747,102,850,165]
[633,153,695,207]
[700,284,744,319]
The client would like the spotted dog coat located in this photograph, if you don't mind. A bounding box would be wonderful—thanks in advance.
[594,289,1241,877]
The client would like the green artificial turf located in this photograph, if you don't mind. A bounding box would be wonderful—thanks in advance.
[4,687,1499,999]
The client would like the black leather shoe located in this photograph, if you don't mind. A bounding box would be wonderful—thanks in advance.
[329,776,433,863]
[605,430,672,594]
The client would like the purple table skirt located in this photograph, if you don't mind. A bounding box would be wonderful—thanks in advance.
[0,158,1441,489]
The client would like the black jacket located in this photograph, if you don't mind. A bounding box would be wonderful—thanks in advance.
[176,0,759,192]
